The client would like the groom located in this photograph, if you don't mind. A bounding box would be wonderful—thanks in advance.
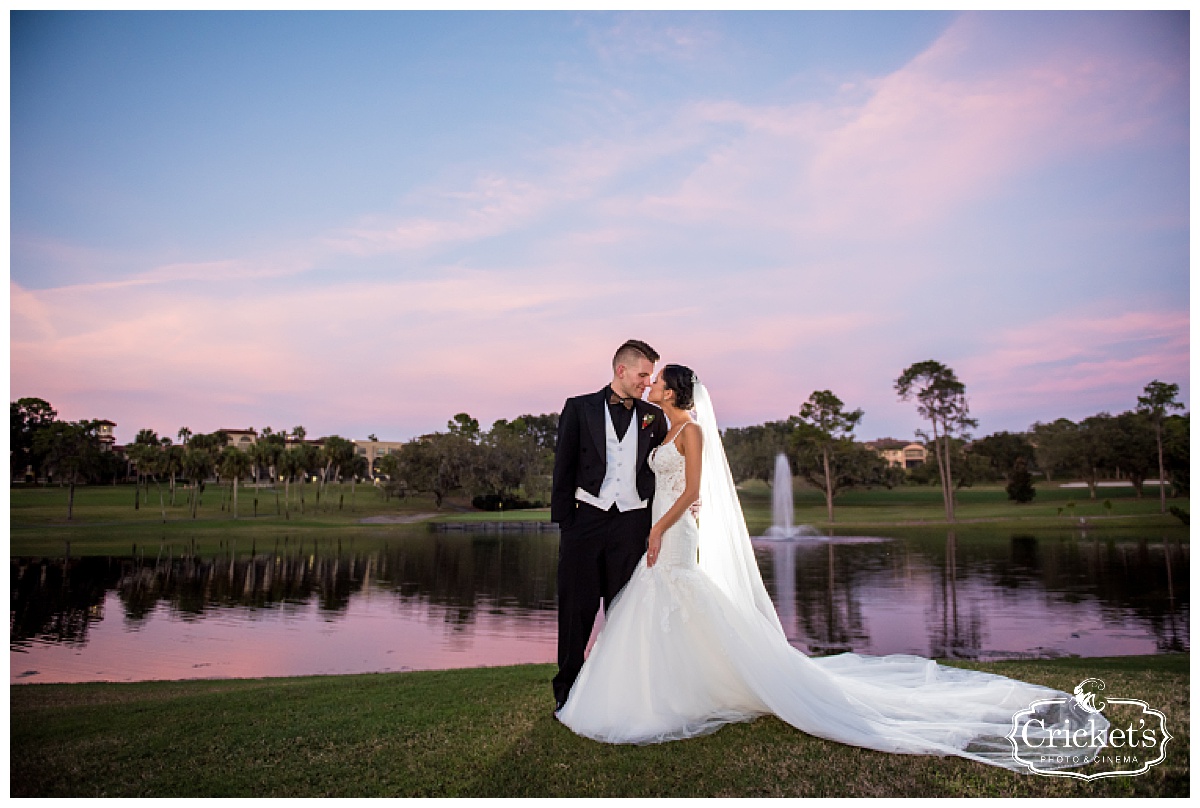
[551,339,668,711]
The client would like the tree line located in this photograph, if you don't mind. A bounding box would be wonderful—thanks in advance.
[11,365,1187,524]
[722,363,1188,523]
[375,413,557,510]
[10,399,558,519]
[10,403,371,521]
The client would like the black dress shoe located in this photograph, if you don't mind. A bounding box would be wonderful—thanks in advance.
[553,700,566,716]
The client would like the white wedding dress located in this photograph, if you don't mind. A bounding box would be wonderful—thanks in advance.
[556,382,1106,771]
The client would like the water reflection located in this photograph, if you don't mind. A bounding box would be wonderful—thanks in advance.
[10,529,1190,683]
[751,531,1188,660]
[927,532,984,659]
[760,541,871,656]
[13,533,559,647]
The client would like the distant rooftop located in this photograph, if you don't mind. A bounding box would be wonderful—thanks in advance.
[865,437,918,449]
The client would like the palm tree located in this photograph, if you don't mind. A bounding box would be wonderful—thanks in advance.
[145,443,169,523]
[317,436,355,510]
[271,440,284,482]
[177,426,192,447]
[183,448,214,519]
[300,443,322,514]
[278,447,306,519]
[219,446,252,519]
[165,444,185,506]
[130,428,162,509]
[254,431,286,513]
[347,453,370,509]
[250,439,271,489]
[287,427,308,510]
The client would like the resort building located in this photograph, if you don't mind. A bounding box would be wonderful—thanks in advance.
[353,440,407,475]
[96,420,117,452]
[218,429,325,450]
[216,429,405,476]
[221,428,259,450]
[864,438,927,469]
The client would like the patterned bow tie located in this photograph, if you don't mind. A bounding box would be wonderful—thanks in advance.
[609,392,635,410]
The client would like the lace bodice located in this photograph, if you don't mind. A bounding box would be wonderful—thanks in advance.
[648,425,699,569]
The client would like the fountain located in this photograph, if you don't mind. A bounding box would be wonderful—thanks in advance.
[761,453,820,539]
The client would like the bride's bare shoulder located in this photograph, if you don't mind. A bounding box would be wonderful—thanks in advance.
[677,419,703,455]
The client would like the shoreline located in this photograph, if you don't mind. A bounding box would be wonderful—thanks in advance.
[9,509,1188,533]
[11,649,1189,690]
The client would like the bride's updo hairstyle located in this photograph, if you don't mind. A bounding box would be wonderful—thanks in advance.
[661,364,696,410]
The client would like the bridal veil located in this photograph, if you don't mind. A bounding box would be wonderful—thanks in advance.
[687,379,1107,771]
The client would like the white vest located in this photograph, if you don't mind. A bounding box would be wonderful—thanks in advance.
[575,404,647,512]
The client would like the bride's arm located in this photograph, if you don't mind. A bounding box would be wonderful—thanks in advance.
[647,423,703,568]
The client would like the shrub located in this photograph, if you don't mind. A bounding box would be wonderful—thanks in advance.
[471,493,544,511]
[1005,458,1036,503]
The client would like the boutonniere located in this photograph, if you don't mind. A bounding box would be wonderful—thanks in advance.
[641,413,655,429]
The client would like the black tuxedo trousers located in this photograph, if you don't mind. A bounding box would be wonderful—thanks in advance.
[550,389,666,705]
[552,500,651,705]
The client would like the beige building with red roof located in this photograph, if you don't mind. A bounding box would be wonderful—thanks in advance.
[864,438,927,469]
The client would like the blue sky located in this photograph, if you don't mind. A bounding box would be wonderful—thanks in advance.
[10,10,1190,443]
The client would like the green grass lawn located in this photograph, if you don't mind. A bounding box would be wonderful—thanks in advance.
[10,480,1187,557]
[734,478,1187,532]
[8,481,448,556]
[9,479,443,527]
[10,655,1188,797]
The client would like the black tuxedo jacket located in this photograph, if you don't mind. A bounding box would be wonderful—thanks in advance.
[551,388,668,528]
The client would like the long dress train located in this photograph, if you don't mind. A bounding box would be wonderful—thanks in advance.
[556,399,1106,772]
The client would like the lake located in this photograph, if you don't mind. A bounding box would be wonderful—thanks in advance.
[10,527,1188,684]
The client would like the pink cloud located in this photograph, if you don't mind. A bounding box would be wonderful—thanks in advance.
[804,18,1181,234]
[960,308,1189,423]
[10,269,645,441]
[21,237,1177,444]
[629,13,1184,238]
[324,122,711,260]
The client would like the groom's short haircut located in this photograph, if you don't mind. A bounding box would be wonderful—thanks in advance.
[613,339,660,370]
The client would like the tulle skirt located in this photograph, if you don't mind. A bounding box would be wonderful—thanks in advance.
[557,554,767,743]
[556,549,1105,771]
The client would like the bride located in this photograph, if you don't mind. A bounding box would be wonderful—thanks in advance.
[555,364,1106,771]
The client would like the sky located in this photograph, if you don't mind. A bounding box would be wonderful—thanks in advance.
[9,10,1190,445]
